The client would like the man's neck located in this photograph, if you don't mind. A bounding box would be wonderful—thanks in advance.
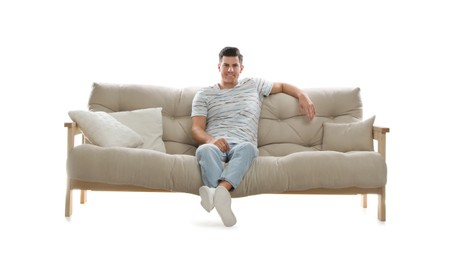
[218,81,237,89]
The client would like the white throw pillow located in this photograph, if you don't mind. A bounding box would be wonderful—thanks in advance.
[110,108,166,152]
[322,115,376,152]
[68,110,143,148]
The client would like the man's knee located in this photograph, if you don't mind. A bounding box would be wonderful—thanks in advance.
[234,142,258,157]
[196,143,219,159]
[238,142,257,151]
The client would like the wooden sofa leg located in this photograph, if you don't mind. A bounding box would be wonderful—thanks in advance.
[378,187,386,221]
[361,194,367,208]
[65,180,73,217]
[80,190,87,204]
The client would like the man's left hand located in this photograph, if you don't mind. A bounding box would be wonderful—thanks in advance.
[299,95,315,120]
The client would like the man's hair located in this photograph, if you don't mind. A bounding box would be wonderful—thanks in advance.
[219,46,243,64]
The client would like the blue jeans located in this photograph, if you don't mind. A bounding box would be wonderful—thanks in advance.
[196,142,258,190]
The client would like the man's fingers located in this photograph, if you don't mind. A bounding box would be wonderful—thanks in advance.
[309,105,315,119]
[301,104,315,120]
[215,138,229,152]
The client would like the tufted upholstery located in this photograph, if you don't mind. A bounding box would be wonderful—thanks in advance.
[66,82,386,199]
[88,83,363,156]
[88,83,200,155]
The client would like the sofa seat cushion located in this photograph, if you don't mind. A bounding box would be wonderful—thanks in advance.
[259,143,319,156]
[67,145,387,197]
[67,144,202,193]
[234,151,387,197]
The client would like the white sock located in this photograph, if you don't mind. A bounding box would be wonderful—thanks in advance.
[214,186,237,227]
[199,186,215,212]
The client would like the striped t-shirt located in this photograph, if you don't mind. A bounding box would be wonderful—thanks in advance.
[191,78,273,146]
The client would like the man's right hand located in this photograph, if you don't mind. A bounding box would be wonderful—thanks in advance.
[210,137,229,152]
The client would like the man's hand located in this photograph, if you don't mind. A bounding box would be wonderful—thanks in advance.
[271,82,316,120]
[210,137,229,152]
[299,94,316,120]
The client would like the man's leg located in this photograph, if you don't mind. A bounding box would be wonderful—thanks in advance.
[196,143,226,187]
[214,142,258,227]
[214,186,237,227]
[196,144,225,212]
[220,142,258,189]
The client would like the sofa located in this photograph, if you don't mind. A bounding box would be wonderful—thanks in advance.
[64,82,389,221]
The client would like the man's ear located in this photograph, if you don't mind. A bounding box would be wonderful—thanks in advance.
[218,63,221,71]
[240,65,244,73]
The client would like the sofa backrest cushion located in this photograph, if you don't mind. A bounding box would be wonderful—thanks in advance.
[258,88,363,155]
[88,83,363,156]
[88,82,199,155]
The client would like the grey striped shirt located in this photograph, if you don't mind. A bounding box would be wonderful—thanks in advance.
[191,78,273,146]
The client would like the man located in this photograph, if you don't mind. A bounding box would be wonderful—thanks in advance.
[191,47,315,227]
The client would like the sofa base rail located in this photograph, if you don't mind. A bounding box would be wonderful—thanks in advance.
[65,179,386,222]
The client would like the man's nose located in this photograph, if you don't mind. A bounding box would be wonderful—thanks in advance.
[228,66,234,72]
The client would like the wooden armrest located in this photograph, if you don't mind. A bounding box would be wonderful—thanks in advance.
[373,126,390,134]
[64,122,77,128]
[372,126,390,159]
[65,121,82,155]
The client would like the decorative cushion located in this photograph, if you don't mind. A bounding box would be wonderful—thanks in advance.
[68,110,143,148]
[110,108,166,152]
[322,115,376,152]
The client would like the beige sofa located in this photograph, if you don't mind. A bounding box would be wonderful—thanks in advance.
[64,83,389,221]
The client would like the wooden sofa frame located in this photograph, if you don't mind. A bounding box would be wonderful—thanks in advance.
[64,122,390,221]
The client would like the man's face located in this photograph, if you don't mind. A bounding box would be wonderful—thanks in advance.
[218,56,244,87]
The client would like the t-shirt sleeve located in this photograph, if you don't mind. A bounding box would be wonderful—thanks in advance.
[191,89,207,117]
[254,78,273,97]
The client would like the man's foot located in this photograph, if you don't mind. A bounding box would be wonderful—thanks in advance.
[214,186,237,227]
[199,186,215,212]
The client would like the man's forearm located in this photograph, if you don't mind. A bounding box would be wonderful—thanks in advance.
[280,83,306,100]
[277,82,315,120]
[192,127,213,145]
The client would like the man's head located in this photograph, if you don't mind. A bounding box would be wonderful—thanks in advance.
[219,46,243,64]
[218,47,244,88]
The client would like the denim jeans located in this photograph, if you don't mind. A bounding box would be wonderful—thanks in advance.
[196,142,259,189]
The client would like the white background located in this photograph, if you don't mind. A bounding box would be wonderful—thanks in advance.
[1,0,457,259]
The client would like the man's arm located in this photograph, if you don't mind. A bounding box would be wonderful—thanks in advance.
[271,82,316,120]
[191,116,229,152]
